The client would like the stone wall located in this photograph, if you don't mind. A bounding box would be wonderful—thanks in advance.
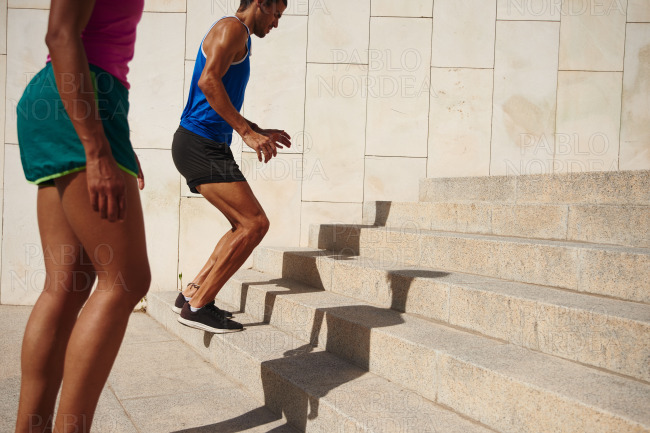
[1,0,648,304]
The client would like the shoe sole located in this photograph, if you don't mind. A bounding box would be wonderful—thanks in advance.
[172,305,234,317]
[177,317,244,334]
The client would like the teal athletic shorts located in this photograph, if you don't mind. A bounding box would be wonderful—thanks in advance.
[16,62,139,186]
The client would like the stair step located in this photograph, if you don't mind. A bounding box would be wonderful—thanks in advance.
[363,201,649,248]
[214,269,650,433]
[309,225,650,304]
[147,292,494,433]
[419,170,650,205]
[252,246,650,382]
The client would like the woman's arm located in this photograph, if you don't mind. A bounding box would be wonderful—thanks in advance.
[47,0,128,221]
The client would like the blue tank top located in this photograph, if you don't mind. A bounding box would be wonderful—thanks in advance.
[180,16,251,145]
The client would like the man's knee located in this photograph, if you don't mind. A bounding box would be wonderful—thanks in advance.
[242,214,270,244]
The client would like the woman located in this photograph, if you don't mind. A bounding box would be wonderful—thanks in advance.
[14,0,150,432]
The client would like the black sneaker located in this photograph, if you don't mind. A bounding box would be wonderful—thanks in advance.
[171,292,233,318]
[205,300,234,318]
[178,302,244,333]
[172,292,187,314]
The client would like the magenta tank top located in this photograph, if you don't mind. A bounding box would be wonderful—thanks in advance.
[47,0,144,89]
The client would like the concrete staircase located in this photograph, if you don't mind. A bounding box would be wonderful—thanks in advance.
[148,170,650,433]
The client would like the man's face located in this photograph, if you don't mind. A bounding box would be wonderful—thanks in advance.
[256,0,286,38]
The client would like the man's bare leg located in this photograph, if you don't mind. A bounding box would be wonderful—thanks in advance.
[181,228,236,298]
[15,186,95,433]
[187,181,269,309]
[46,172,150,433]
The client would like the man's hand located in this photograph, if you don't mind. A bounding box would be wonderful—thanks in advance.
[86,154,127,222]
[243,128,292,163]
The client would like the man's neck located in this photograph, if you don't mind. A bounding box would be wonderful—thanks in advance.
[236,9,256,36]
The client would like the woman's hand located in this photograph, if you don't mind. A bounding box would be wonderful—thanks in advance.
[86,153,127,222]
[135,152,145,190]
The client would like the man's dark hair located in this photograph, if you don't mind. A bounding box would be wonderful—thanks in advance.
[238,0,287,12]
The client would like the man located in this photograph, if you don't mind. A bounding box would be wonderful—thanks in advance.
[171,0,290,333]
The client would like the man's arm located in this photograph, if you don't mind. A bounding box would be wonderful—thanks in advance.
[47,0,127,221]
[199,19,282,162]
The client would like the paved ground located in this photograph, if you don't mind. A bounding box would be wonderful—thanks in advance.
[0,305,297,433]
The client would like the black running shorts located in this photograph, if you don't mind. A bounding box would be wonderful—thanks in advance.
[171,126,246,194]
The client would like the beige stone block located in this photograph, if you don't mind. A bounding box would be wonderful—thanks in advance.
[417,233,581,290]
[330,257,395,308]
[628,0,650,21]
[371,0,433,17]
[491,21,560,176]
[300,202,362,247]
[241,152,302,248]
[8,0,48,8]
[0,56,5,285]
[330,257,452,322]
[137,149,180,292]
[179,178,200,198]
[531,300,650,382]
[144,0,185,12]
[437,347,649,433]
[185,0,230,61]
[366,17,431,157]
[5,8,48,145]
[183,60,194,107]
[554,71,622,174]
[177,197,233,289]
[515,170,650,205]
[302,63,366,202]
[428,68,493,178]
[0,0,6,54]
[308,223,362,253]
[364,156,426,202]
[431,0,497,68]
[620,24,650,170]
[402,203,492,234]
[129,13,185,150]
[1,145,41,305]
[357,227,425,268]
[559,0,627,71]
[243,15,307,154]
[253,246,334,290]
[307,0,370,64]
[568,205,650,248]
[497,0,562,20]
[1,54,6,165]
[420,175,517,203]
[368,324,437,401]
[491,204,568,239]
[578,248,650,303]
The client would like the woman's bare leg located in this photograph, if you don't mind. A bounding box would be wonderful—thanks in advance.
[47,172,150,433]
[15,186,96,433]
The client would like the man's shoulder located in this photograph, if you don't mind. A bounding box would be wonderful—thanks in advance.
[209,17,248,41]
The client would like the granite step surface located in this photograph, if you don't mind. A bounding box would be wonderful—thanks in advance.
[252,246,650,382]
[210,268,650,433]
[418,170,650,206]
[147,291,496,433]
[309,224,650,303]
[363,200,649,248]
